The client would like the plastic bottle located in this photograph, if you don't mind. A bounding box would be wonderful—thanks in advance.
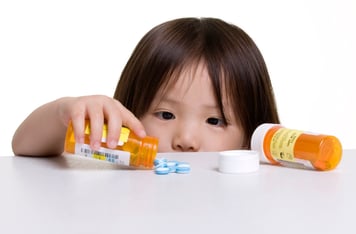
[251,123,342,171]
[64,120,159,169]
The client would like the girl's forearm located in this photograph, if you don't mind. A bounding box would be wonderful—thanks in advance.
[12,99,67,156]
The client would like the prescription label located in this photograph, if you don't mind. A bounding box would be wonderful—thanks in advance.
[75,143,131,166]
[85,124,130,146]
[270,128,302,162]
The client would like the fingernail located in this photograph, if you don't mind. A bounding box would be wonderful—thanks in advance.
[137,130,146,138]
[76,136,84,144]
[92,141,100,150]
[108,140,117,148]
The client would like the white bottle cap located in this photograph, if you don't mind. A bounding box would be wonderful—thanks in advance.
[218,150,259,174]
[250,123,280,163]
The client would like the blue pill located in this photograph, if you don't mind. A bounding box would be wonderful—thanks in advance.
[167,160,178,165]
[175,163,191,174]
[154,167,170,175]
[154,158,167,166]
[166,161,178,172]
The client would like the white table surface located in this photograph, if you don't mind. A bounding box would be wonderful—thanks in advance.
[0,150,355,234]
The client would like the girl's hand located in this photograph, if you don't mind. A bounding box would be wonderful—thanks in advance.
[58,95,146,150]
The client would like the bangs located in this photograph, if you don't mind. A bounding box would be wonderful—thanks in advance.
[156,58,204,100]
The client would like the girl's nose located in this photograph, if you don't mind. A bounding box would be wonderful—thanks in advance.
[172,125,200,152]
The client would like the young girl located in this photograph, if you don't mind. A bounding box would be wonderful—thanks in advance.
[12,17,280,156]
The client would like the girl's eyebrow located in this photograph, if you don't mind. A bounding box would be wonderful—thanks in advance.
[159,96,221,110]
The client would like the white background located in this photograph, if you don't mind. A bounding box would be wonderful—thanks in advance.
[1,0,355,156]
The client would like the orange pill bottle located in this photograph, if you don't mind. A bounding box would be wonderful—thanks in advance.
[64,120,159,169]
[251,123,342,170]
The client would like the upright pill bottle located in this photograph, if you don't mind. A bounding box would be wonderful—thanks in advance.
[251,123,342,170]
[64,120,159,169]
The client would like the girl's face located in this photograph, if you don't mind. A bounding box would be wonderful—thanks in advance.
[140,62,244,152]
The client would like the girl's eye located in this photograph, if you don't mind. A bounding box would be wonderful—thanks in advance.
[206,117,226,127]
[155,111,175,120]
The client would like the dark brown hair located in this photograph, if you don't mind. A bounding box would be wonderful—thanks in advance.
[114,17,280,148]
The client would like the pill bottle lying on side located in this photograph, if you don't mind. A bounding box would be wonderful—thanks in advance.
[64,120,159,169]
[251,123,342,171]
